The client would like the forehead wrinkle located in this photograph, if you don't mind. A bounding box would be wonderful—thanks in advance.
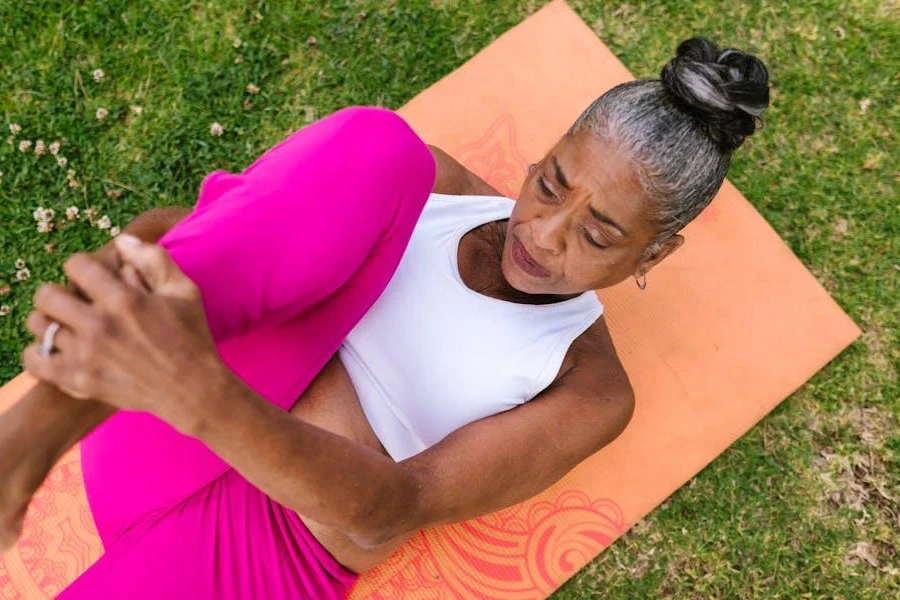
[560,140,638,237]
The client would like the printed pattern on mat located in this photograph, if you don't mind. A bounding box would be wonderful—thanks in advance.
[452,114,530,199]
[0,450,102,599]
[350,490,625,599]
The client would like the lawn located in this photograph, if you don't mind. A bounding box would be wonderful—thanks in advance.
[1,0,897,597]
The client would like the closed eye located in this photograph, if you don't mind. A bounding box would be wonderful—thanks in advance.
[538,176,555,198]
[583,227,608,249]
[540,176,606,249]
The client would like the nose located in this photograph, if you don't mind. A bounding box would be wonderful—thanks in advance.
[531,211,568,256]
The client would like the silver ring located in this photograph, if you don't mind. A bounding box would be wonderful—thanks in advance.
[38,321,61,357]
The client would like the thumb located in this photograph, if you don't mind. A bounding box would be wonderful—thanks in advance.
[113,233,196,299]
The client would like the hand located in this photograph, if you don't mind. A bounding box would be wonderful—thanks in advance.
[65,239,149,301]
[21,234,227,433]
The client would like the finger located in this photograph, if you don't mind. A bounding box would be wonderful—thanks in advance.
[24,312,77,353]
[115,234,196,299]
[121,263,150,292]
[66,246,124,300]
[64,278,91,302]
[20,342,81,396]
[63,253,129,308]
[32,283,95,334]
[21,342,93,400]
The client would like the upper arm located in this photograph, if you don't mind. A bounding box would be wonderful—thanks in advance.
[400,333,634,533]
[428,145,503,197]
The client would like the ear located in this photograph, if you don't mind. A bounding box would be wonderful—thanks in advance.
[636,234,684,276]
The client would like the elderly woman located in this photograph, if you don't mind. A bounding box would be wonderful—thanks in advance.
[1,38,768,598]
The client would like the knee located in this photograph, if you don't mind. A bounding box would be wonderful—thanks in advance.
[332,106,417,145]
[332,106,436,188]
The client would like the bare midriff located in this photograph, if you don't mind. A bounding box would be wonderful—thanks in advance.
[287,352,411,574]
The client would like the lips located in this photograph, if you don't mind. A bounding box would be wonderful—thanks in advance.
[512,235,550,278]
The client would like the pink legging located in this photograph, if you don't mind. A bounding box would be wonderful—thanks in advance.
[58,106,436,599]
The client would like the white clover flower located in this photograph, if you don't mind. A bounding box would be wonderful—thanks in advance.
[57,156,68,168]
[34,139,46,155]
[96,107,109,121]
[130,105,143,115]
[110,226,121,236]
[32,207,55,221]
[210,122,224,136]
[9,123,21,135]
[19,140,32,153]
[15,259,25,269]
[85,207,97,219]
[49,141,60,155]
[0,305,9,316]
[16,268,31,281]
[37,220,54,233]
[97,215,112,229]
[233,55,245,64]
[92,69,105,82]
[233,37,243,48]
[246,83,260,95]
[68,178,80,189]
[66,206,79,220]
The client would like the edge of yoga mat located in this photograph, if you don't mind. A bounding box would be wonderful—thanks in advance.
[0,1,862,598]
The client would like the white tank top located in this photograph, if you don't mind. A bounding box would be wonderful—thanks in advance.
[337,193,605,461]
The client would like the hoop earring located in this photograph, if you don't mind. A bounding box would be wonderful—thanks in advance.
[528,163,536,173]
[635,272,647,290]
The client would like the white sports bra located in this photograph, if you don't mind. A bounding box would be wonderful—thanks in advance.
[337,193,604,461]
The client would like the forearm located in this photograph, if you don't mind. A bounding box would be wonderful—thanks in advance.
[182,370,421,547]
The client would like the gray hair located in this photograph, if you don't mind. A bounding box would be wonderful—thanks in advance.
[568,38,770,258]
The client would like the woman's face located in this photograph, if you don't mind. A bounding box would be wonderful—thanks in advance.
[501,128,684,295]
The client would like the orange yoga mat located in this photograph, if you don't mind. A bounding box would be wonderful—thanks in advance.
[0,1,861,597]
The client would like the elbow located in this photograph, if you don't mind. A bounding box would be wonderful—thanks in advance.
[345,517,397,550]
[342,468,425,549]
[610,386,636,442]
[348,526,399,550]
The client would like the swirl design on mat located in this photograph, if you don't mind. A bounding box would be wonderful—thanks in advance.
[0,449,101,600]
[352,489,625,599]
[453,114,530,198]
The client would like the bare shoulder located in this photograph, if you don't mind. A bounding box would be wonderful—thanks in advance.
[428,144,503,197]
[555,314,634,400]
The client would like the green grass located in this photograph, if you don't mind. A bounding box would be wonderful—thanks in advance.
[1,0,897,597]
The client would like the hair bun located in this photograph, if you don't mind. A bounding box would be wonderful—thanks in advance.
[661,37,770,152]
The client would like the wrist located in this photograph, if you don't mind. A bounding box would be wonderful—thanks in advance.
[165,357,239,439]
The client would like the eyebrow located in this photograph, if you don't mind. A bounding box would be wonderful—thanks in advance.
[552,156,629,237]
[553,156,573,190]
